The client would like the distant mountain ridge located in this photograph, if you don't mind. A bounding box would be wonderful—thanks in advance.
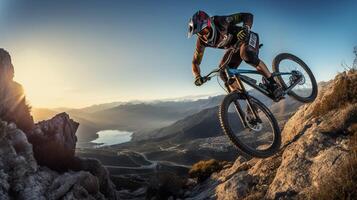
[32,95,225,145]
[31,89,295,146]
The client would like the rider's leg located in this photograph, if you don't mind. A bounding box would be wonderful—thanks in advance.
[219,49,242,91]
[240,42,283,97]
[256,60,272,78]
[239,43,266,75]
[256,60,277,84]
[239,34,272,78]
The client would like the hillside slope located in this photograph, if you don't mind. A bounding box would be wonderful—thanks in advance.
[186,70,357,200]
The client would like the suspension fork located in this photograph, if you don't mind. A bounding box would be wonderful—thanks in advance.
[233,75,262,124]
[233,100,248,128]
[223,70,248,127]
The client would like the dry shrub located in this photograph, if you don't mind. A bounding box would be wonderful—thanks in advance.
[189,159,228,182]
[312,70,357,117]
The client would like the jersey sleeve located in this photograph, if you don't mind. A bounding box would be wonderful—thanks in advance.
[226,13,253,28]
[192,38,206,66]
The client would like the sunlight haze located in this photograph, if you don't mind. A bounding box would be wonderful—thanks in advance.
[1,0,356,108]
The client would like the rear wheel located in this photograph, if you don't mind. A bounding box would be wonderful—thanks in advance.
[273,53,318,103]
[219,92,281,158]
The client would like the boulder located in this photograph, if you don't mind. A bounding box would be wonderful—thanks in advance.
[27,112,79,171]
[0,119,121,199]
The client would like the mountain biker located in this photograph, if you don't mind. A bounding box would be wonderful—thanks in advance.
[188,10,283,98]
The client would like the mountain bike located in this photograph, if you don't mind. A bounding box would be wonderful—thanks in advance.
[201,45,318,158]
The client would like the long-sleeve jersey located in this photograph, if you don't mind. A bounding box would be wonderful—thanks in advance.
[192,13,253,67]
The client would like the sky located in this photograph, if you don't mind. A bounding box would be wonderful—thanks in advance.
[0,0,356,108]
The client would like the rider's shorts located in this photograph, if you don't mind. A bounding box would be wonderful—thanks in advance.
[219,32,260,82]
[221,32,260,68]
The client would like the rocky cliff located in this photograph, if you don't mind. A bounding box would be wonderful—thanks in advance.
[186,70,357,200]
[0,113,123,200]
[0,48,129,200]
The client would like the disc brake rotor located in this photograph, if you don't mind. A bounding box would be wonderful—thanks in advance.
[245,115,263,131]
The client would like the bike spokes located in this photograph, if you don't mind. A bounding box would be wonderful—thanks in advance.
[226,99,275,151]
[279,60,314,98]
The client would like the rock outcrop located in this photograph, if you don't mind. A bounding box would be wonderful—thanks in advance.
[27,113,79,171]
[187,70,357,200]
[0,48,34,133]
[0,113,120,200]
[0,48,123,199]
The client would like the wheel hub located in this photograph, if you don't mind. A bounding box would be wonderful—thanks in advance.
[249,123,263,131]
[245,115,263,131]
[290,70,305,85]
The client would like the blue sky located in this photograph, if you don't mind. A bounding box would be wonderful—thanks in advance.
[0,0,356,108]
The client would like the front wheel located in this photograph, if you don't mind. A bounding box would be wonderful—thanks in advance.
[219,92,281,158]
[272,53,318,103]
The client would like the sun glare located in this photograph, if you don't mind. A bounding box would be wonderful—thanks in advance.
[12,49,71,108]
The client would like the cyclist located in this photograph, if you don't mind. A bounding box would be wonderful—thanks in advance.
[188,10,283,98]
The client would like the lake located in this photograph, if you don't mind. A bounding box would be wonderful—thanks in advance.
[91,130,133,147]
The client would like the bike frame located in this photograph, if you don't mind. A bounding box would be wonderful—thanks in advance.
[202,43,303,130]
[226,68,301,100]
[221,68,302,129]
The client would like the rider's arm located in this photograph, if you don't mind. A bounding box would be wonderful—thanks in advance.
[227,13,253,28]
[192,39,206,78]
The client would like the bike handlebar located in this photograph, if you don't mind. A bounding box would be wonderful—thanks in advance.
[201,68,221,83]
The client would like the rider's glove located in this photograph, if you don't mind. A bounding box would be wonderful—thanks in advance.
[194,75,204,86]
[237,26,250,42]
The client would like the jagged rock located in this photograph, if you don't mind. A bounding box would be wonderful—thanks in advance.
[28,113,119,199]
[186,158,252,199]
[27,112,79,170]
[265,71,357,199]
[69,157,119,200]
[215,171,253,200]
[0,49,121,199]
[47,171,101,200]
[0,117,120,199]
[188,70,357,200]
[265,104,356,199]
[0,48,34,133]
